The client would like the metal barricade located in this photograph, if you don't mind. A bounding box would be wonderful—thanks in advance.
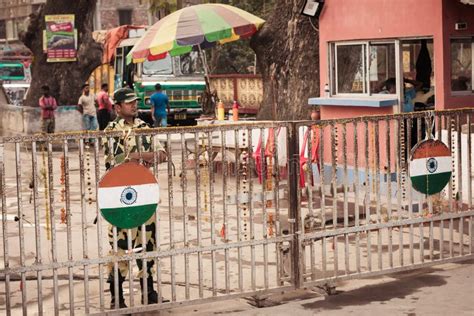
[1,109,473,315]
[296,109,474,288]
[0,121,294,315]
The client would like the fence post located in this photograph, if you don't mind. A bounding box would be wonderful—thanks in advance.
[287,122,303,288]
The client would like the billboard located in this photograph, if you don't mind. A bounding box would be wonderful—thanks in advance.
[44,14,77,62]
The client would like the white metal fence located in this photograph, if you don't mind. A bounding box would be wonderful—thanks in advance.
[1,109,473,315]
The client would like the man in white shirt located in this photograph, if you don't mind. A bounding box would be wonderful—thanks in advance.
[77,84,98,140]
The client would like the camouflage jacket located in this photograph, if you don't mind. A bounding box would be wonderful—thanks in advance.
[102,117,164,170]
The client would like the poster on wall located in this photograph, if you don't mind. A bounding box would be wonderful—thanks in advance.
[44,14,77,62]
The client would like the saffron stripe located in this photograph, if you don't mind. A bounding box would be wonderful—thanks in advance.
[412,140,451,159]
[99,162,157,188]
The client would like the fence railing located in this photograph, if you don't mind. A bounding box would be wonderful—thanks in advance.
[0,109,473,315]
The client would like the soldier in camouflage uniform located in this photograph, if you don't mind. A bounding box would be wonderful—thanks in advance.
[102,87,167,309]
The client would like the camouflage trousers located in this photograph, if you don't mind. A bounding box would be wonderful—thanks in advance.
[107,216,157,280]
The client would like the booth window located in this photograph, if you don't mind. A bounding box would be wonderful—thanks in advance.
[451,38,473,93]
[332,42,396,96]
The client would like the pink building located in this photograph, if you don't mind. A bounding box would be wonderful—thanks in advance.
[310,0,474,120]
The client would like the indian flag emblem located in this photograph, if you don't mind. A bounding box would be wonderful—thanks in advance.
[409,139,452,195]
[98,162,159,229]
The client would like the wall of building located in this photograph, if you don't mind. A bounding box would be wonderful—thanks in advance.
[0,103,83,135]
[99,0,151,30]
[441,0,474,109]
[318,0,444,114]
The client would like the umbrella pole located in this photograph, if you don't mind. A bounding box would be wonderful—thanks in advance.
[198,44,214,115]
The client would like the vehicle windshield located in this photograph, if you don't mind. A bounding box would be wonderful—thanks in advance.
[0,64,25,79]
[179,51,204,75]
[142,55,173,75]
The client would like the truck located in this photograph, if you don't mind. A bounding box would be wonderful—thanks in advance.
[90,26,263,125]
[93,26,206,126]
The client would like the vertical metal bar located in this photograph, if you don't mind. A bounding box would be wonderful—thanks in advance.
[151,135,162,304]
[260,128,269,289]
[287,122,302,288]
[63,140,75,315]
[353,121,361,273]
[181,133,190,299]
[447,116,454,258]
[447,115,453,214]
[406,118,414,265]
[460,217,464,256]
[31,142,43,316]
[0,142,11,316]
[46,141,60,316]
[167,133,176,301]
[386,119,393,268]
[306,124,315,280]
[234,129,243,292]
[94,139,104,311]
[374,121,382,271]
[456,114,463,210]
[330,123,338,277]
[247,128,256,291]
[364,121,371,271]
[127,227,134,307]
[396,118,403,267]
[342,123,349,275]
[78,140,89,313]
[467,113,472,209]
[221,130,230,294]
[272,126,282,285]
[194,133,203,298]
[206,131,217,297]
[15,143,27,315]
[319,125,326,223]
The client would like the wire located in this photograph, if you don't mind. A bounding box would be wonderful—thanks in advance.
[308,17,319,32]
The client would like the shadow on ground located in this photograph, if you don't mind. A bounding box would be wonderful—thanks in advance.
[302,269,448,311]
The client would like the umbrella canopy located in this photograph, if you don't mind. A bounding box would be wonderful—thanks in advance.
[127,4,265,64]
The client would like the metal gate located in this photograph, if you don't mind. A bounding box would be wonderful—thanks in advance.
[1,109,473,315]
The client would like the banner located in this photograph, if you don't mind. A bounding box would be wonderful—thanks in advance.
[45,14,77,62]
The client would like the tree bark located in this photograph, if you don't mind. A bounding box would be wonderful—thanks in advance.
[250,0,319,120]
[21,0,102,107]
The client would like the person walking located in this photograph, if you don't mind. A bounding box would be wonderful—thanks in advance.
[77,83,98,141]
[39,85,58,134]
[102,87,168,308]
[150,83,169,127]
[97,83,113,130]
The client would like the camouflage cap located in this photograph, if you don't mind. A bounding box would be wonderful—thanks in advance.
[113,87,141,104]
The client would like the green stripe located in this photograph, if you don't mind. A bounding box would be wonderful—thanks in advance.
[195,5,232,42]
[100,204,157,229]
[411,172,451,195]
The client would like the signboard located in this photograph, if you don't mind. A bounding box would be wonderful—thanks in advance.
[409,139,452,195]
[45,14,77,62]
[98,162,159,229]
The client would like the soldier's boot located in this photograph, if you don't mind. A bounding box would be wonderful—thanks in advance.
[109,274,127,309]
[141,276,169,304]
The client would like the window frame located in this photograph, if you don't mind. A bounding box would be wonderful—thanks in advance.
[450,36,474,96]
[330,40,399,97]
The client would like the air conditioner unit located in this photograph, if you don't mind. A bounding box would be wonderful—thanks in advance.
[455,22,468,30]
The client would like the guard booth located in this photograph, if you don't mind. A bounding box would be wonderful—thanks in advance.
[310,0,474,118]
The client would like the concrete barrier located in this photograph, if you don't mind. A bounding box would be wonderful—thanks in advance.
[0,102,83,135]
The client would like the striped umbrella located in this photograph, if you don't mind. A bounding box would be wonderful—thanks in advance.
[127,4,265,64]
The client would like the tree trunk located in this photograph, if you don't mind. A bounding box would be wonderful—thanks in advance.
[250,0,319,120]
[21,0,102,107]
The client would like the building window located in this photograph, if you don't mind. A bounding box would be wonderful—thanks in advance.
[118,9,133,26]
[451,38,473,93]
[331,41,396,95]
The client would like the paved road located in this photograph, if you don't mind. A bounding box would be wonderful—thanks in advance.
[162,260,474,316]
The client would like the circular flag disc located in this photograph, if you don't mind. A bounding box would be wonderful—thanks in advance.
[409,139,452,195]
[98,162,159,229]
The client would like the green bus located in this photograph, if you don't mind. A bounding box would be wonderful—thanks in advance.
[0,61,25,82]
[114,38,206,125]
